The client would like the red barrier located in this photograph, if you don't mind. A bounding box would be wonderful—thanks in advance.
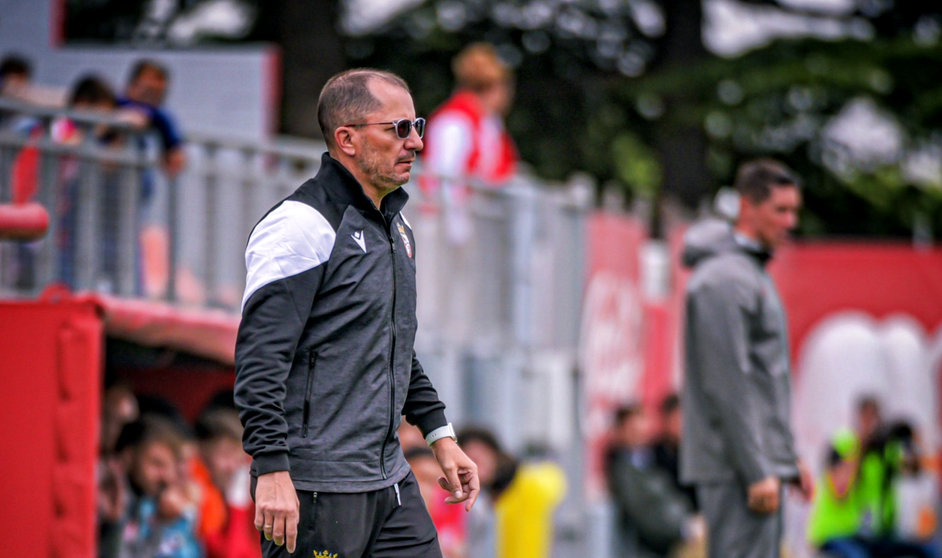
[0,292,240,556]
[0,298,103,558]
[0,202,50,240]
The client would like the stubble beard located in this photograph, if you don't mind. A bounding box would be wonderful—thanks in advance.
[358,149,408,194]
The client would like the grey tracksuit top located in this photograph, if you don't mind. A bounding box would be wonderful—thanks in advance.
[679,219,799,487]
[234,153,447,493]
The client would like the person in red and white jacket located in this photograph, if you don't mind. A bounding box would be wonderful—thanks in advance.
[422,43,518,244]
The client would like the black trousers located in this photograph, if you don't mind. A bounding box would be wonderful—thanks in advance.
[253,471,442,558]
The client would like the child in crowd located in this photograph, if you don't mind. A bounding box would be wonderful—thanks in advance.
[100,415,201,558]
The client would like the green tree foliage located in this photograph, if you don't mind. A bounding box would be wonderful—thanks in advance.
[348,0,942,238]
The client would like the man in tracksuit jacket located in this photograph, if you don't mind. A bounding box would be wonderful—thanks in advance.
[235,69,479,557]
[680,159,813,558]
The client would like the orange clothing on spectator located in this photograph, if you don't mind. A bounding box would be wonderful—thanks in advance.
[190,457,227,538]
[189,457,260,558]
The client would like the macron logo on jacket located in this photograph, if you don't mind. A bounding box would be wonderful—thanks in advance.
[351,230,366,253]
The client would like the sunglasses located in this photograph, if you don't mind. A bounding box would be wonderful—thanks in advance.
[347,117,426,139]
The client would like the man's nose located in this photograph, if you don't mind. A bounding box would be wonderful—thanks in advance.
[405,130,423,151]
[785,211,799,230]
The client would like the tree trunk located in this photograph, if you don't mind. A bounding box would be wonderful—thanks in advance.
[260,0,347,138]
[649,0,711,226]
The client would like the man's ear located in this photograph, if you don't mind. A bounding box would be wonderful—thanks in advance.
[335,127,357,157]
[738,194,752,220]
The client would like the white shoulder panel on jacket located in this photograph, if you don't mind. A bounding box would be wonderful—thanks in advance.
[241,200,336,312]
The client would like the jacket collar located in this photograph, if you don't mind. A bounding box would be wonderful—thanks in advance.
[315,152,409,223]
[733,232,773,266]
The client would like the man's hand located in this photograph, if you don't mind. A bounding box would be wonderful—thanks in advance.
[430,437,480,511]
[792,459,814,502]
[254,470,300,553]
[747,476,780,514]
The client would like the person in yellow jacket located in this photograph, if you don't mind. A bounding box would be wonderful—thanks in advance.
[458,428,567,558]
[807,429,867,551]
[494,457,567,558]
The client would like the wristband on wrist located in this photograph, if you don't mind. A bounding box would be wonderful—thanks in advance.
[425,423,457,446]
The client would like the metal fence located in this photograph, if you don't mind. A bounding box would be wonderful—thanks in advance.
[0,97,598,553]
[0,98,153,295]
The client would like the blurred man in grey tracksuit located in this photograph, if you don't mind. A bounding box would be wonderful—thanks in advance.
[680,159,813,558]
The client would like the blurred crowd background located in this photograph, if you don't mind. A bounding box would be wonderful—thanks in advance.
[1,0,942,557]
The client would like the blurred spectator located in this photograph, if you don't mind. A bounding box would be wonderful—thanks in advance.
[135,395,205,546]
[192,408,259,558]
[458,426,565,558]
[6,54,41,202]
[119,58,186,296]
[606,403,704,558]
[422,42,518,245]
[860,421,935,545]
[101,383,140,456]
[807,427,934,558]
[119,59,186,180]
[856,395,884,450]
[808,429,867,553]
[5,54,41,287]
[680,160,812,557]
[651,393,698,511]
[0,52,63,107]
[458,427,503,558]
[100,415,201,558]
[52,74,146,289]
[135,394,194,440]
[493,446,566,558]
[9,71,150,291]
[0,53,32,101]
[406,446,467,558]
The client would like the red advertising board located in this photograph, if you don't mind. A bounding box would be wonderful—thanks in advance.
[579,212,647,499]
[770,243,942,480]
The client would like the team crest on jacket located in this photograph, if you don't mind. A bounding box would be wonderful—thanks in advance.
[397,221,413,258]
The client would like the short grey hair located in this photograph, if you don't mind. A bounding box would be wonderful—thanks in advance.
[317,68,410,149]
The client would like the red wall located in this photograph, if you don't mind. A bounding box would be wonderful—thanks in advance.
[113,365,235,423]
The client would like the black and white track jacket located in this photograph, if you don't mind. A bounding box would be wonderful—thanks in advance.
[234,153,447,492]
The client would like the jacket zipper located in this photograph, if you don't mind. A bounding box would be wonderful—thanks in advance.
[302,350,317,438]
[379,227,397,479]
